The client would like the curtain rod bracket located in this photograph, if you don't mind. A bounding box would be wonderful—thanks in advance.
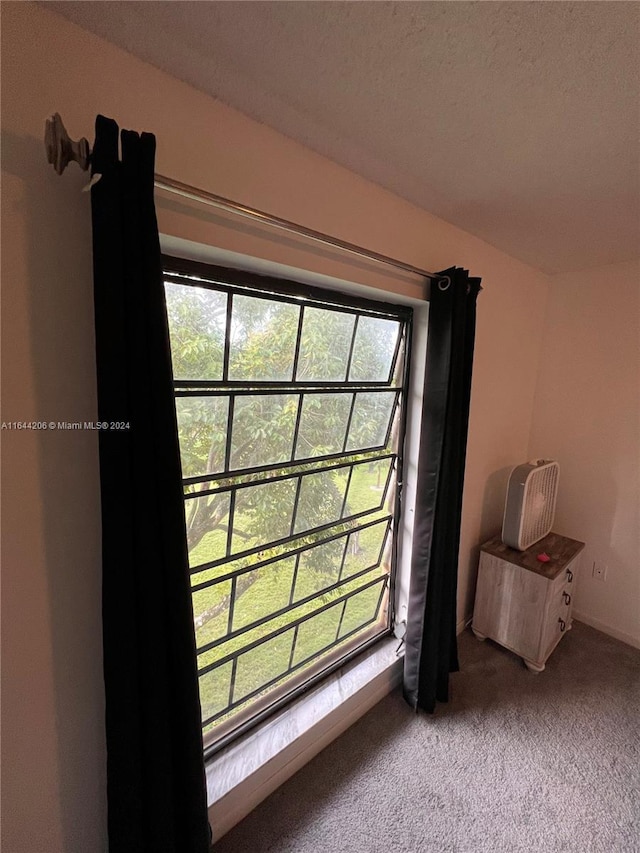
[45,113,91,175]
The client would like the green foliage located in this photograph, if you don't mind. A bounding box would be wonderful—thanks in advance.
[349,315,400,382]
[230,394,298,471]
[165,280,401,732]
[229,296,298,381]
[165,283,226,380]
[297,307,354,382]
[164,282,400,557]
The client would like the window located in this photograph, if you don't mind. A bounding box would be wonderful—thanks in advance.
[163,256,412,753]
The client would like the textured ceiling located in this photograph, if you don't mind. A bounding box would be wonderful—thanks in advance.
[49,1,639,274]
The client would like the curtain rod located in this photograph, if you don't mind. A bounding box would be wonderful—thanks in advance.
[45,112,446,285]
[154,175,444,283]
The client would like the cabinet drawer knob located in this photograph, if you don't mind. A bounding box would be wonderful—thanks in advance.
[558,617,566,632]
[563,592,572,605]
[566,569,573,583]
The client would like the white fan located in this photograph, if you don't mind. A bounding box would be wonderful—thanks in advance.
[502,460,560,551]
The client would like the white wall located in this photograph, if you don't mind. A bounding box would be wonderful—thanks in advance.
[1,4,549,851]
[528,259,640,648]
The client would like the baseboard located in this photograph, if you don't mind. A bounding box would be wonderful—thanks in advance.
[209,653,403,842]
[573,611,640,651]
[456,613,473,636]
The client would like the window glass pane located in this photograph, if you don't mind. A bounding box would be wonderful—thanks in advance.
[193,580,232,648]
[294,393,352,459]
[391,332,406,386]
[165,283,227,381]
[297,307,355,382]
[176,396,229,478]
[232,558,297,631]
[341,522,389,581]
[190,552,251,592]
[233,628,295,702]
[346,391,396,452]
[349,316,400,383]
[230,394,298,471]
[185,493,231,569]
[342,458,392,517]
[292,603,343,666]
[293,537,346,601]
[229,295,299,381]
[293,468,349,535]
[231,479,297,555]
[199,661,233,724]
[338,582,386,639]
[198,606,291,674]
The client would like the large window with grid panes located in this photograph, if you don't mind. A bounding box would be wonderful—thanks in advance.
[163,256,412,753]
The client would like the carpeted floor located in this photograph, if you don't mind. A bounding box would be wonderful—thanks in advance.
[213,622,640,853]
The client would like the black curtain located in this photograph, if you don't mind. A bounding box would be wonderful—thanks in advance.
[91,116,211,852]
[403,267,481,713]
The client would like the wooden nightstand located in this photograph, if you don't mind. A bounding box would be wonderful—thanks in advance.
[472,532,585,672]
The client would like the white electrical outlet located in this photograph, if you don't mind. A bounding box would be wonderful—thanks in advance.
[592,562,608,581]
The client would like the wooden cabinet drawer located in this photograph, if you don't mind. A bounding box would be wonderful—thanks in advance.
[549,559,577,598]
[540,588,571,661]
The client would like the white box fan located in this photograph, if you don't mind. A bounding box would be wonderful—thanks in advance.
[502,460,560,551]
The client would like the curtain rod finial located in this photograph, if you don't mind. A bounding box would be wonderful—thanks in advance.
[45,112,91,175]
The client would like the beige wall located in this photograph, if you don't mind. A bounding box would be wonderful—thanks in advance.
[528,260,640,648]
[1,4,550,851]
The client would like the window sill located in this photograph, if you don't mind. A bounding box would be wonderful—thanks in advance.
[206,637,403,843]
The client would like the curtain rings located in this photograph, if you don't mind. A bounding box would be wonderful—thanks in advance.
[438,276,451,291]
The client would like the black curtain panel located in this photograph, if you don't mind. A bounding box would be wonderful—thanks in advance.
[91,116,211,853]
[403,267,481,713]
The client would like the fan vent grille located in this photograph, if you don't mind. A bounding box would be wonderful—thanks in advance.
[521,464,559,549]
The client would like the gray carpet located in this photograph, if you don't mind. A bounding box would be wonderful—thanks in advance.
[213,622,640,853]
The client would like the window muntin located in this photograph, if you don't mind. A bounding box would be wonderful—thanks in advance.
[164,258,411,753]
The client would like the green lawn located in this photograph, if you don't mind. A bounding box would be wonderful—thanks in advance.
[188,463,394,733]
